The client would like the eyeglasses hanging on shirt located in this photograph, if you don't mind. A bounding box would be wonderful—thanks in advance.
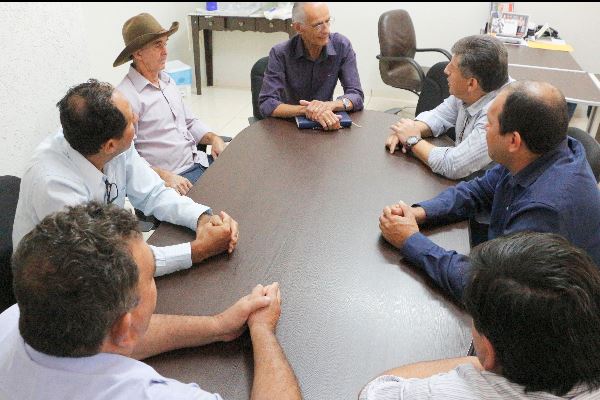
[456,110,472,144]
[157,80,177,119]
[104,179,119,204]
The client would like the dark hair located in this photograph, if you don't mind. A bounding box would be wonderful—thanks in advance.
[56,79,127,156]
[12,202,141,357]
[464,232,600,395]
[451,35,508,92]
[498,81,568,154]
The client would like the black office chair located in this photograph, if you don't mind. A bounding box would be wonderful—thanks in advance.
[567,126,600,182]
[249,56,270,124]
[415,61,450,116]
[0,175,20,313]
[376,10,451,114]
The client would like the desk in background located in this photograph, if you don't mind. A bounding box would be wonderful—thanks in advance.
[505,44,600,137]
[190,13,294,94]
[146,110,471,400]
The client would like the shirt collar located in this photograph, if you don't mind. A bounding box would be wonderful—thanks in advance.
[126,65,173,93]
[464,77,515,117]
[58,131,106,184]
[292,34,336,61]
[24,339,137,375]
[511,137,571,188]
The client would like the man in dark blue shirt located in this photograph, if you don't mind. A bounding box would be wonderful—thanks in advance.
[258,2,364,130]
[379,81,600,301]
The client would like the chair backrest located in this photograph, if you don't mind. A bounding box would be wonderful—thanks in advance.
[378,10,416,60]
[251,56,270,121]
[415,61,450,116]
[567,127,600,183]
[377,10,421,92]
[0,175,20,313]
[415,61,456,141]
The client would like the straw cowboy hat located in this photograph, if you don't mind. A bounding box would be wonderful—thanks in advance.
[113,13,179,67]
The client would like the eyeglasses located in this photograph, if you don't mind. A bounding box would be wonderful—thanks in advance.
[104,179,119,204]
[306,16,334,32]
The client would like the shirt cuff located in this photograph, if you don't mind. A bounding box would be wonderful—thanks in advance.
[259,98,282,117]
[415,199,445,222]
[188,120,212,143]
[150,243,193,277]
[416,111,445,137]
[427,146,451,176]
[184,204,211,231]
[338,94,363,111]
[359,375,407,400]
[401,232,438,265]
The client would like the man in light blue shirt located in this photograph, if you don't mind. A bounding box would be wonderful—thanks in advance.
[385,35,510,179]
[13,79,238,277]
[0,202,302,400]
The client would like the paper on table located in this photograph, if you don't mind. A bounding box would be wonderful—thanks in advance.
[527,40,574,52]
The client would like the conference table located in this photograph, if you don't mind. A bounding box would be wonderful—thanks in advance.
[146,110,472,400]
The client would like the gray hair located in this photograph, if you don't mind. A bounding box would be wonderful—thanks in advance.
[451,35,508,93]
[12,202,141,357]
[292,2,326,23]
[292,2,307,23]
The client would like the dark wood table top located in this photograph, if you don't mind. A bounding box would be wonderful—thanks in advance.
[508,66,600,105]
[147,110,471,400]
[505,43,582,71]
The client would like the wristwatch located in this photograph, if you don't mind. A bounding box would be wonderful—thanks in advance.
[341,97,351,111]
[405,136,422,151]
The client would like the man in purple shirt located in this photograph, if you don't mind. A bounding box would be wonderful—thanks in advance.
[115,13,226,195]
[378,81,600,301]
[259,2,364,130]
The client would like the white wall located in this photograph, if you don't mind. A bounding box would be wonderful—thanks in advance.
[516,2,600,74]
[0,2,199,177]
[81,2,197,86]
[0,3,90,177]
[202,2,600,100]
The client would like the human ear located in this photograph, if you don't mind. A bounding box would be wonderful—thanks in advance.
[100,138,119,156]
[109,312,136,352]
[479,334,498,371]
[508,131,522,153]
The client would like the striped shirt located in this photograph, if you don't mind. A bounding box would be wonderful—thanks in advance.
[416,80,512,179]
[359,364,597,400]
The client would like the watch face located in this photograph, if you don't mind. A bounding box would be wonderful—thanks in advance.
[407,136,420,146]
[342,98,350,109]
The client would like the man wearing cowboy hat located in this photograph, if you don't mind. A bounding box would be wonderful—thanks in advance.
[116,13,226,195]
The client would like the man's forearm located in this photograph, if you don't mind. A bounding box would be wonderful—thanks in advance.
[272,104,307,118]
[410,140,434,166]
[415,120,433,137]
[250,325,302,400]
[382,356,482,379]
[132,314,221,360]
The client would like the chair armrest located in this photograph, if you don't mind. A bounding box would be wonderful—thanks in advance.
[415,47,452,60]
[197,135,233,152]
[376,54,426,83]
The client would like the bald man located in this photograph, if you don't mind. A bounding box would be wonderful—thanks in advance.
[258,2,364,130]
